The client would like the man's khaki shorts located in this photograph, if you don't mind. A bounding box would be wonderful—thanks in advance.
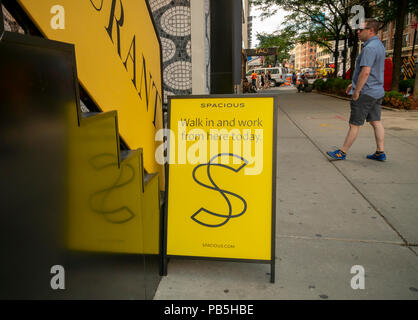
[349,93,383,126]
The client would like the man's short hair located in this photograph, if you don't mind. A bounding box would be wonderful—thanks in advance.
[365,18,381,34]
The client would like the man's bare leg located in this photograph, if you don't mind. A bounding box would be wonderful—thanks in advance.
[341,124,360,153]
[369,120,385,151]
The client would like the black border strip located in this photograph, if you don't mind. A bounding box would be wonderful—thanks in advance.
[163,94,278,283]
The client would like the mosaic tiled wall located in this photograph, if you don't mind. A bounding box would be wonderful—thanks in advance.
[149,0,192,103]
[2,5,25,34]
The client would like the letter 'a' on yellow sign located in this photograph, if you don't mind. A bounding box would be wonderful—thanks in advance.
[17,0,164,188]
[164,95,278,282]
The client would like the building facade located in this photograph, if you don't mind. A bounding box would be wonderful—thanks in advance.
[329,38,352,76]
[242,0,250,50]
[316,45,331,68]
[377,13,418,59]
[293,44,300,70]
[293,42,317,71]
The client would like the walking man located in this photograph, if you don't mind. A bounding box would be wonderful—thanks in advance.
[327,18,386,161]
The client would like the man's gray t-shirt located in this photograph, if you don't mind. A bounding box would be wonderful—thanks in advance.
[350,36,385,99]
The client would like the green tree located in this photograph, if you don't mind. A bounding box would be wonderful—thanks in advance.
[256,26,297,65]
[251,0,358,78]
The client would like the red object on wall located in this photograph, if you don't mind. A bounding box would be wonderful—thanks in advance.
[343,58,392,90]
[384,58,393,92]
[345,68,351,80]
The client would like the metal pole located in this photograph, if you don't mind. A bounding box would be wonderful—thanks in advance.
[232,0,242,92]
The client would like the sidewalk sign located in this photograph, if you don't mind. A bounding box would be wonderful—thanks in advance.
[163,95,278,283]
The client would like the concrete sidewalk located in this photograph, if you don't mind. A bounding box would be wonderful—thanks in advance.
[154,89,418,300]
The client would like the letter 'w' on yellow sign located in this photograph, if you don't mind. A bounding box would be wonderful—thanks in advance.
[17,0,165,188]
[165,96,278,264]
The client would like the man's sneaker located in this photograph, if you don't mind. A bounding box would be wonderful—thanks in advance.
[366,152,386,161]
[327,149,346,160]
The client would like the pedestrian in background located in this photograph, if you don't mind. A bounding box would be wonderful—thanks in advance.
[242,78,251,93]
[266,71,272,88]
[251,70,257,90]
[327,18,386,161]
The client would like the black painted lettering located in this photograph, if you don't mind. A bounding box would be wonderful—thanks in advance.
[123,35,137,88]
[138,55,152,110]
[105,0,124,57]
[89,0,103,11]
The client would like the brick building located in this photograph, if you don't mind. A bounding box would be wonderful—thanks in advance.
[293,42,317,71]
[316,45,331,69]
[377,13,418,59]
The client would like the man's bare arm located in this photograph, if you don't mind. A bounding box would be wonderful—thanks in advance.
[353,66,371,99]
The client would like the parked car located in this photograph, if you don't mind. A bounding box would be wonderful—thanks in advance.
[245,67,287,86]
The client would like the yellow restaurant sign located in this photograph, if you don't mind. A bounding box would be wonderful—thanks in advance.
[165,95,277,282]
[17,0,164,183]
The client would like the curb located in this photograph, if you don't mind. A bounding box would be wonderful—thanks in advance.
[315,91,418,112]
[314,91,350,101]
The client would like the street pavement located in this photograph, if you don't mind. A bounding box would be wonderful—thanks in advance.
[154,87,418,300]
